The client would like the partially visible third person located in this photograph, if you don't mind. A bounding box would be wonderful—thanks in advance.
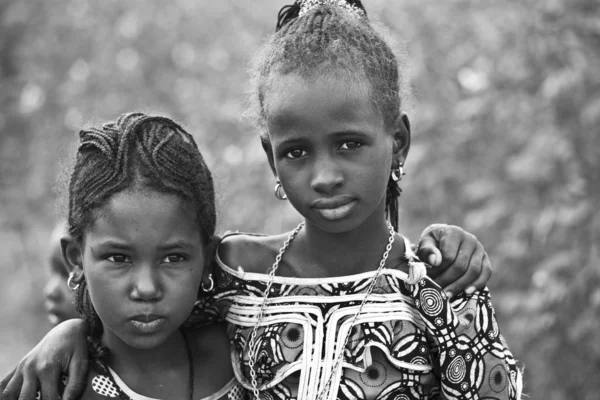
[44,222,79,326]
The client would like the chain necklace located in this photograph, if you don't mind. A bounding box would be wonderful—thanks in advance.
[248,221,396,400]
[101,329,194,400]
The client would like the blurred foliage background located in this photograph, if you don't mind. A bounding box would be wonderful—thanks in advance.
[1,0,598,398]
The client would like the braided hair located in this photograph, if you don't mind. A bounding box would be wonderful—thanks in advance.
[66,112,216,365]
[250,0,407,231]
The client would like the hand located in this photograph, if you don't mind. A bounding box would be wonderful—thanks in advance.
[0,319,89,400]
[417,224,492,298]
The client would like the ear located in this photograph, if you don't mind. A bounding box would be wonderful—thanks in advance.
[260,136,277,176]
[61,235,84,281]
[391,113,411,166]
[202,235,220,280]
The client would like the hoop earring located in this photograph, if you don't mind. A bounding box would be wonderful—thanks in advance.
[274,181,287,200]
[67,272,80,291]
[201,274,214,292]
[391,163,405,182]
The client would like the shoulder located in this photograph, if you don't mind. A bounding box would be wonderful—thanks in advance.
[187,321,230,352]
[186,322,235,396]
[383,233,412,273]
[217,231,292,274]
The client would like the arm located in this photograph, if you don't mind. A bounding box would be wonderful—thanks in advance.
[0,319,89,400]
[417,224,492,298]
[412,282,523,399]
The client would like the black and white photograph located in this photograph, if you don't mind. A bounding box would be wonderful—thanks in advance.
[0,1,598,399]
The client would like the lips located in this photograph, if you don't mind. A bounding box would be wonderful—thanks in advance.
[312,197,357,221]
[131,314,163,323]
[312,196,355,209]
[129,314,166,333]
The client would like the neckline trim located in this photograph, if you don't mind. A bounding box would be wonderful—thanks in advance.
[107,366,159,400]
[107,367,238,400]
[216,232,426,285]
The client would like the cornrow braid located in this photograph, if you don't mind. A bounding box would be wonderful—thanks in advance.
[250,0,406,230]
[386,176,402,232]
[74,279,108,367]
[66,112,216,363]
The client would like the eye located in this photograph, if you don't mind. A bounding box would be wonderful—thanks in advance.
[162,254,186,264]
[107,254,130,263]
[285,148,308,159]
[339,141,363,151]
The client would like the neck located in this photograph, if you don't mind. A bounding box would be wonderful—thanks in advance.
[103,329,188,374]
[298,211,397,277]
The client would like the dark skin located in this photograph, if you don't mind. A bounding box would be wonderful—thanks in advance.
[259,75,490,292]
[0,95,492,400]
[0,321,233,400]
[73,324,232,400]
[219,229,410,279]
[222,118,490,290]
[62,190,232,400]
[0,224,490,400]
[1,190,234,400]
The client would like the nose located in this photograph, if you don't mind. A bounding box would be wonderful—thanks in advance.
[44,276,64,301]
[130,264,162,301]
[310,154,344,194]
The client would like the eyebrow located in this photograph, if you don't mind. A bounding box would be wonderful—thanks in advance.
[92,241,131,251]
[92,240,196,251]
[272,136,307,148]
[273,130,369,146]
[157,240,196,251]
[329,130,370,138]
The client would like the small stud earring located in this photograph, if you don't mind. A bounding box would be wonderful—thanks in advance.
[274,181,287,200]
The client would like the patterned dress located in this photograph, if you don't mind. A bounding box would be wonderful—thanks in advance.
[36,361,246,400]
[197,232,522,400]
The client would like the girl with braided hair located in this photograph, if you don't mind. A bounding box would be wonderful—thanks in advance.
[1,2,518,400]
[209,1,522,399]
[28,112,244,400]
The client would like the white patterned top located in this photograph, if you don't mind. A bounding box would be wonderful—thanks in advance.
[196,232,522,400]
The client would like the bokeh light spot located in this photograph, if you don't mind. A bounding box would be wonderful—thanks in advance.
[69,59,90,82]
[116,48,140,72]
[19,82,46,114]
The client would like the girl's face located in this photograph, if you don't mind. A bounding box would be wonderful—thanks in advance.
[265,74,403,233]
[44,242,79,326]
[80,189,205,350]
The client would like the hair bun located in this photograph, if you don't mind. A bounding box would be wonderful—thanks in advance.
[276,3,301,31]
[298,0,366,18]
[276,0,367,31]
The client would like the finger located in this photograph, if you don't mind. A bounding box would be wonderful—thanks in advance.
[1,369,22,400]
[419,223,448,240]
[416,236,443,267]
[62,357,88,400]
[432,236,475,288]
[15,376,37,400]
[442,246,485,296]
[436,230,463,270]
[464,253,493,294]
[0,369,16,395]
[38,366,61,400]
